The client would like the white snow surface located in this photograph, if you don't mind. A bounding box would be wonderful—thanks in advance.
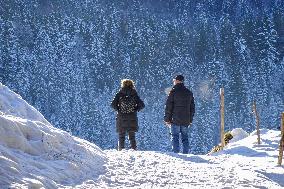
[1,83,284,189]
[230,128,249,143]
[0,83,106,188]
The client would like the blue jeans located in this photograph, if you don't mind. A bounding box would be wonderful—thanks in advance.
[170,124,189,154]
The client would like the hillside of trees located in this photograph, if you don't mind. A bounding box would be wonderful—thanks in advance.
[1,0,283,153]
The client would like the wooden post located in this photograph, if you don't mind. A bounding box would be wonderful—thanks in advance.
[252,101,261,145]
[278,112,284,165]
[220,88,225,149]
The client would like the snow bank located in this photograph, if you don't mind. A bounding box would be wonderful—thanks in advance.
[223,128,280,158]
[0,83,48,124]
[0,83,106,188]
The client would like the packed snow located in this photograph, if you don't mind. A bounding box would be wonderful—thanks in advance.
[0,83,106,188]
[0,83,284,189]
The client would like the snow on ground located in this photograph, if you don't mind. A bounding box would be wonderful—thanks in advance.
[1,83,284,189]
[230,128,249,143]
[70,129,284,189]
[0,83,106,188]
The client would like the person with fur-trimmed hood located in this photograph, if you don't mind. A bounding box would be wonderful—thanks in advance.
[111,79,145,151]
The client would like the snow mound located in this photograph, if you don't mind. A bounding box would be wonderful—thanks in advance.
[229,128,249,143]
[0,83,48,124]
[223,129,280,158]
[0,83,106,188]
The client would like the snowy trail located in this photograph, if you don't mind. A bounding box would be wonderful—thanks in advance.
[72,130,284,189]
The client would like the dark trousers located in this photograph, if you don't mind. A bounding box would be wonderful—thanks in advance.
[118,130,137,150]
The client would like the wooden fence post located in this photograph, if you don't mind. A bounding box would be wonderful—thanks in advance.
[278,112,284,165]
[252,101,261,145]
[220,88,225,149]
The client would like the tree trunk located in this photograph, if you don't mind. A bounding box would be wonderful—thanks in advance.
[220,88,225,149]
[278,112,284,165]
[253,100,261,145]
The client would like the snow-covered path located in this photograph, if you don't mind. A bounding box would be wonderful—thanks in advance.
[72,130,284,189]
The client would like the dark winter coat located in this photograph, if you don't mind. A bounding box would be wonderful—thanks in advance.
[111,87,145,133]
[164,83,195,126]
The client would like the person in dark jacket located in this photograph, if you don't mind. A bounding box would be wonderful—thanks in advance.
[111,79,145,151]
[164,75,195,154]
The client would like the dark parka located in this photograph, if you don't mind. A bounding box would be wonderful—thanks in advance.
[111,87,145,133]
[164,83,195,126]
